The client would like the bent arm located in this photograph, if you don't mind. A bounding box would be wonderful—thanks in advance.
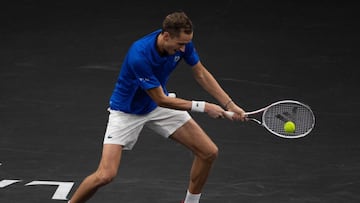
[145,61,245,120]
[146,86,192,111]
[146,86,226,118]
[146,86,191,111]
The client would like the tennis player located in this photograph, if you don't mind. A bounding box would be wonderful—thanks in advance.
[68,11,245,203]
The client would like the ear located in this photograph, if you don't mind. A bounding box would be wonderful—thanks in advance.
[163,31,171,41]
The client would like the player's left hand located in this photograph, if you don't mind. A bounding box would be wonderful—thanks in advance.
[224,103,246,121]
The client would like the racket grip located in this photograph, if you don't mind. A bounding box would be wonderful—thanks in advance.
[224,111,234,119]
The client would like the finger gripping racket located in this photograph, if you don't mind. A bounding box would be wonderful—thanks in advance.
[226,100,315,138]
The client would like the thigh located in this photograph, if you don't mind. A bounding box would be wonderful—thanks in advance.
[170,119,218,158]
[98,144,123,176]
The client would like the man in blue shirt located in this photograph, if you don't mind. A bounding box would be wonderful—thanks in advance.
[69,11,245,203]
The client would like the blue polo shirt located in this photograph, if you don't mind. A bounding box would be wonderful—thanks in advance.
[109,29,200,114]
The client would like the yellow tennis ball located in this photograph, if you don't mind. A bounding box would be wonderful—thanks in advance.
[284,121,296,133]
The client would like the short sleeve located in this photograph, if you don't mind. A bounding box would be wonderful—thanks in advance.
[183,42,200,66]
[131,58,161,90]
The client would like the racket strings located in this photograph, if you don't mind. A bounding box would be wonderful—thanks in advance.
[263,103,315,138]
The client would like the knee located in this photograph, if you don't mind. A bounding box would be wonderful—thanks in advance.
[209,146,219,161]
[201,145,219,163]
[94,169,117,186]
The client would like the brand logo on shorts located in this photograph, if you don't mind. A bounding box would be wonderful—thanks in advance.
[107,135,113,139]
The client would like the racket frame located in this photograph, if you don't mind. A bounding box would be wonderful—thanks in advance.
[227,100,315,139]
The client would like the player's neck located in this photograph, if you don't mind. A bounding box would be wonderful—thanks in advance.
[156,33,167,56]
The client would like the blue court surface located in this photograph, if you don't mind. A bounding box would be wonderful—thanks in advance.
[1,1,359,202]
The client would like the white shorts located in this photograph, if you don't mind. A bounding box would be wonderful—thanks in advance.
[103,107,192,150]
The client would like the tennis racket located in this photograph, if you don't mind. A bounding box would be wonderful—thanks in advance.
[225,100,315,138]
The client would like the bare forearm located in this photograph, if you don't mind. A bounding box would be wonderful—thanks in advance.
[158,97,192,111]
[194,67,231,108]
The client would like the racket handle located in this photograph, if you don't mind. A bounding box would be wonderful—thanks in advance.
[224,111,234,119]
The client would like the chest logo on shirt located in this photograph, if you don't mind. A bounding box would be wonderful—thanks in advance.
[174,56,181,63]
[139,77,150,82]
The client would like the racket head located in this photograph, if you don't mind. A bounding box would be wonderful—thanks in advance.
[261,100,315,138]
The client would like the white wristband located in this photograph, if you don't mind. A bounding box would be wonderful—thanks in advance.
[191,101,206,112]
[168,92,176,98]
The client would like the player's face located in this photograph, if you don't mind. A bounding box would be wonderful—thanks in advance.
[164,32,193,55]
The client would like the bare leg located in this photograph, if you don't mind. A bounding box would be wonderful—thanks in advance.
[69,144,123,203]
[171,119,218,194]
